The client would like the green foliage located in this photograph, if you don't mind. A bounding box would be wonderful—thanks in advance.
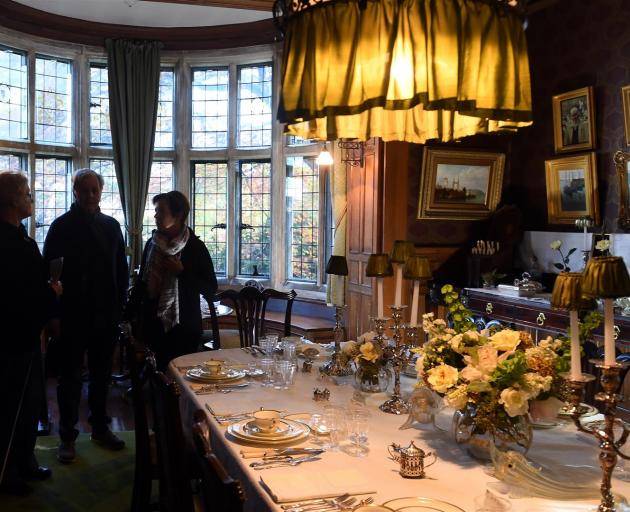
[491,351,527,389]
[440,285,476,333]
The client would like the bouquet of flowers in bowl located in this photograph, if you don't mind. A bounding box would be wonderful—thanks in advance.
[340,332,392,393]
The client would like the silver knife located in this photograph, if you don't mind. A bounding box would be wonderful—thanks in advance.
[251,455,321,470]
[270,448,324,456]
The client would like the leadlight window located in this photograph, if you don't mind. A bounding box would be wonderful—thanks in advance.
[35,56,72,144]
[191,67,228,149]
[191,162,228,276]
[0,46,27,140]
[239,160,271,276]
[0,151,24,171]
[142,161,174,243]
[90,158,124,227]
[155,69,174,149]
[89,64,111,145]
[34,156,71,248]
[237,64,272,148]
[286,156,319,282]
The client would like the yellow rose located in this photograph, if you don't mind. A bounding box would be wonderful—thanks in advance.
[550,240,562,250]
[426,364,459,393]
[499,387,530,417]
[446,385,469,410]
[359,341,379,363]
[489,330,521,352]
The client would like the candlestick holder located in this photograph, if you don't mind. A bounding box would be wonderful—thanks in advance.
[563,362,630,512]
[372,316,389,347]
[380,305,411,415]
[319,305,354,377]
[404,324,420,347]
[582,250,590,269]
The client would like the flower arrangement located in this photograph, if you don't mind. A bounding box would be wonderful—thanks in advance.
[417,286,569,440]
[340,332,390,389]
[550,240,576,272]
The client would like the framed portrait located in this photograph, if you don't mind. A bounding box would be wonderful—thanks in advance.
[545,152,600,225]
[552,86,595,153]
[622,85,630,147]
[417,148,505,220]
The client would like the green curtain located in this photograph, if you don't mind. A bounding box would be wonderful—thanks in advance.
[326,155,347,305]
[106,39,161,270]
[279,0,532,142]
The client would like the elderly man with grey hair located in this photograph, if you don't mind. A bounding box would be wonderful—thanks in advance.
[0,171,61,495]
[43,168,128,464]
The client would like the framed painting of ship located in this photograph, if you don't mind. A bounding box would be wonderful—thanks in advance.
[417,148,505,220]
[545,152,600,225]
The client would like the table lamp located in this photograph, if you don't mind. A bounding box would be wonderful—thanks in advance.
[581,256,630,365]
[320,255,353,377]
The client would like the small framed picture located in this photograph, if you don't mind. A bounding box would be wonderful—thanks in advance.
[622,85,630,147]
[545,152,600,225]
[552,86,595,153]
[417,148,505,220]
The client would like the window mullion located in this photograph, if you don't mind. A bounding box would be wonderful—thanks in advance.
[176,61,191,195]
[227,159,238,279]
[76,53,88,169]
[27,50,36,238]
[318,166,327,286]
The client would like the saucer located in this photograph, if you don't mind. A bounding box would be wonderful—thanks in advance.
[228,418,309,445]
[185,367,246,383]
[243,420,292,438]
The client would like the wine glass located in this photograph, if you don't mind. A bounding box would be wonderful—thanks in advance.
[346,409,370,457]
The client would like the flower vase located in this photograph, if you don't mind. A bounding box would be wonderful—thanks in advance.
[452,405,532,461]
[354,365,391,393]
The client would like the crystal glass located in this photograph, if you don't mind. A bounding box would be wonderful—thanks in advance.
[323,405,346,452]
[474,491,512,512]
[346,409,370,457]
[273,360,291,390]
[259,357,274,387]
[259,338,276,356]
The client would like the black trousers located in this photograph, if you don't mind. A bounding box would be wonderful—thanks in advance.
[0,350,43,484]
[57,323,117,442]
[144,318,200,371]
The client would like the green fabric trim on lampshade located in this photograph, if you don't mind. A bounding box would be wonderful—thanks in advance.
[279,0,532,143]
[366,253,393,277]
[550,272,596,311]
[582,256,630,299]
[404,255,432,280]
[390,240,415,263]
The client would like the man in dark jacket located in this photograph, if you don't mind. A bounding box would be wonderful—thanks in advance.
[0,171,61,495]
[43,168,128,464]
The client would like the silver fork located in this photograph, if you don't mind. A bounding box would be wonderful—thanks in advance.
[281,494,350,510]
[282,495,353,512]
[287,497,357,512]
[252,455,321,470]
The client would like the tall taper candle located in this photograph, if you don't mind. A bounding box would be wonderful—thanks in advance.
[410,280,420,326]
[569,310,581,380]
[583,225,588,252]
[604,298,616,365]
[394,264,403,307]
[377,277,384,318]
[333,275,345,307]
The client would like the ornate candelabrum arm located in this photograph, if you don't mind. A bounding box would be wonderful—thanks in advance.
[379,305,411,415]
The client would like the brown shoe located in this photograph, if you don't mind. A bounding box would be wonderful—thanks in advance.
[91,429,125,451]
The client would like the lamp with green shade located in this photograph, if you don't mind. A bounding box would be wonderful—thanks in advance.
[366,253,392,318]
[404,256,432,326]
[390,240,415,307]
[581,256,630,365]
[550,272,596,380]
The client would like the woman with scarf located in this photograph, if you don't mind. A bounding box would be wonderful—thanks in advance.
[128,191,217,370]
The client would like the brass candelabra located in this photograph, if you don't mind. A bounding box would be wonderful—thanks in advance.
[563,362,630,512]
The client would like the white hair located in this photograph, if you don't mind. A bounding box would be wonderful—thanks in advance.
[73,168,104,190]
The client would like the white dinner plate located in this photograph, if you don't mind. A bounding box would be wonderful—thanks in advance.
[243,420,293,438]
[382,497,465,512]
[185,367,246,383]
[557,403,598,419]
[227,418,309,445]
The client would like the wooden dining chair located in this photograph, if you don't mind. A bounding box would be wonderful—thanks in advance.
[147,354,195,512]
[191,410,246,512]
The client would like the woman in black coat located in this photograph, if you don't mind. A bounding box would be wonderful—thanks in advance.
[128,191,217,370]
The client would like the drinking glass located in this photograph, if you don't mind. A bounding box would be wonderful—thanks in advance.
[346,409,370,457]
[474,491,512,512]
[323,405,346,452]
[259,338,275,357]
[273,360,291,390]
[259,357,274,387]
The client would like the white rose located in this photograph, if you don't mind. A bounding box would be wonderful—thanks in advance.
[463,330,479,342]
[358,331,377,344]
[449,334,463,351]
[522,373,553,399]
[476,345,499,374]
[499,387,530,417]
[426,364,459,393]
[460,364,484,383]
[342,340,358,355]
[550,240,562,250]
[446,385,469,410]
[489,330,521,352]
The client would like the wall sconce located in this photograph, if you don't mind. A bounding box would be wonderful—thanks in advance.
[315,143,334,166]
[338,139,364,167]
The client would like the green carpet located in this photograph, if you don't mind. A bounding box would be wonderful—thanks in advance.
[0,431,135,512]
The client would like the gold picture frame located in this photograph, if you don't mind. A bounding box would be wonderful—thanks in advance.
[614,150,630,230]
[622,85,630,147]
[545,152,599,225]
[552,86,595,153]
[417,148,505,220]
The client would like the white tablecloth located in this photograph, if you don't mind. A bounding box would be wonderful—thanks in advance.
[169,349,630,512]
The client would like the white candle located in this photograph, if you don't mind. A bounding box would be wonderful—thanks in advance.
[410,280,420,326]
[569,310,581,380]
[604,298,616,365]
[333,275,344,307]
[377,278,384,318]
[583,225,588,252]
[394,264,403,307]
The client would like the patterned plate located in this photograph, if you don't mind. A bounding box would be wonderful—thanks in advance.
[382,497,465,512]
[228,418,310,445]
[557,403,598,419]
[243,420,293,438]
[185,367,246,383]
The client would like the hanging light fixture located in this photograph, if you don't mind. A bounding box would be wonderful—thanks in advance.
[273,0,532,144]
[315,143,334,166]
[338,139,364,167]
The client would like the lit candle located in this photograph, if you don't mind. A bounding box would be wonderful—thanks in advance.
[604,298,616,365]
[583,224,588,252]
[377,277,384,318]
[394,263,403,307]
[410,280,420,326]
[569,310,581,380]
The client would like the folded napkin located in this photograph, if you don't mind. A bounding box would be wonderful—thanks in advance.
[260,467,375,503]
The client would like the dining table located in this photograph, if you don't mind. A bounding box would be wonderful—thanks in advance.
[169,348,630,512]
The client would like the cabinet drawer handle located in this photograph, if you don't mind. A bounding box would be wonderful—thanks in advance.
[485,302,493,314]
[536,313,546,326]
[614,325,621,340]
